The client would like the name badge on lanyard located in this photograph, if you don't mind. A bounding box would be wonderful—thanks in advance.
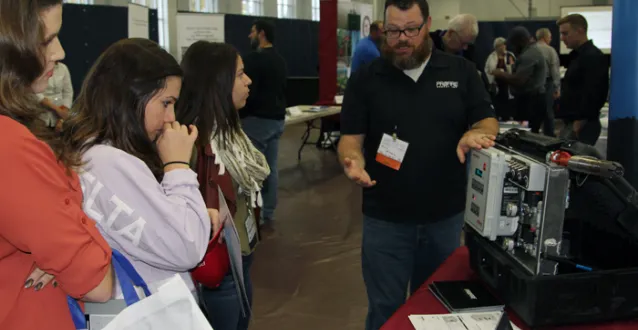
[376,133,409,170]
[245,208,258,248]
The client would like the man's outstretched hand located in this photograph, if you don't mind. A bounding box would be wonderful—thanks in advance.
[343,157,377,187]
[456,131,496,163]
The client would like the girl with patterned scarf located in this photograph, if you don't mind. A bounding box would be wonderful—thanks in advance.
[177,41,270,330]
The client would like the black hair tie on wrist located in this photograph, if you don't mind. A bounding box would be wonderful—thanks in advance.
[163,161,190,167]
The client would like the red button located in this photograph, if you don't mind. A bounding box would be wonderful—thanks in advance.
[64,198,71,205]
[81,217,87,224]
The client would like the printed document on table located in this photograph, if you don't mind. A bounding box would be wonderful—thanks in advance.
[409,312,522,330]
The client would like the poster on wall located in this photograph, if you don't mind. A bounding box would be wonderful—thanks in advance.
[128,4,149,39]
[176,13,225,62]
[358,4,373,39]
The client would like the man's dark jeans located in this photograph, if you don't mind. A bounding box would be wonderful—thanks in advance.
[362,213,464,330]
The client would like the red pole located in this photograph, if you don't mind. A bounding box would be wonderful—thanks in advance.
[318,0,337,105]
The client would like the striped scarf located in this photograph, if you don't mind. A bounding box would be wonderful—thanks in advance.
[209,130,270,208]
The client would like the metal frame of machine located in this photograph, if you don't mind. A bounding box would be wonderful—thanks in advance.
[465,145,570,275]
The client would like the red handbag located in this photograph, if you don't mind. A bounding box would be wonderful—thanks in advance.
[191,226,230,288]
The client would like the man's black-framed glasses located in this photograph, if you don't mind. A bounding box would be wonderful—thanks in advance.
[384,23,425,39]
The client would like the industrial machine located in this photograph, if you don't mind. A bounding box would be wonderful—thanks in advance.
[464,129,638,327]
[465,143,570,276]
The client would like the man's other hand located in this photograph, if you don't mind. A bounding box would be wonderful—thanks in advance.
[456,131,496,163]
[343,157,376,187]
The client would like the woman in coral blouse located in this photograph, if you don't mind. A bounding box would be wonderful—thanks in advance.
[0,1,114,329]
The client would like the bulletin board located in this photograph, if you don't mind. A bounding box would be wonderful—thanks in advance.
[175,13,225,62]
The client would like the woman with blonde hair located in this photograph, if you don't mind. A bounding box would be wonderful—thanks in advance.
[485,37,516,120]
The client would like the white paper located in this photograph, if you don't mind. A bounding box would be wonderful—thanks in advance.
[357,3,374,39]
[245,213,257,244]
[377,133,409,163]
[409,312,522,330]
[176,13,225,62]
[287,106,303,116]
[128,4,149,39]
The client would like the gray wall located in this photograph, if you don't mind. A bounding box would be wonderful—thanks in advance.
[82,0,615,56]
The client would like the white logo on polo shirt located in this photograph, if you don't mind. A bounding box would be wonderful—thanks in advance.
[436,81,459,88]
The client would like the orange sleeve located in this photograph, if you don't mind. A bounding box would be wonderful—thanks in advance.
[0,120,112,299]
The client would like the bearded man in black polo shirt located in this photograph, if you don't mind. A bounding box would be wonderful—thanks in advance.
[338,1,498,329]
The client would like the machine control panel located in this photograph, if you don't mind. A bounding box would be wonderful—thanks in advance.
[465,145,570,275]
[465,147,520,241]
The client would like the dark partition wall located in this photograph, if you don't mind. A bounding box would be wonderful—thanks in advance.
[223,14,320,77]
[286,77,319,106]
[149,9,159,44]
[60,4,159,96]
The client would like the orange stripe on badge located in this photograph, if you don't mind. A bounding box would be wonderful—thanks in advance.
[376,153,401,170]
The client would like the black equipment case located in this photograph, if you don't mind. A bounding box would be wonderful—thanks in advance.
[466,130,638,328]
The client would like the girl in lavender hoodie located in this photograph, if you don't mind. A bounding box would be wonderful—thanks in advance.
[61,38,219,298]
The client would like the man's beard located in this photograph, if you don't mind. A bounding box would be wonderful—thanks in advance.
[250,37,259,50]
[381,34,432,70]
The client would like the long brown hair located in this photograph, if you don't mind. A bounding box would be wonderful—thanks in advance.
[0,0,77,168]
[62,38,182,180]
[177,41,242,148]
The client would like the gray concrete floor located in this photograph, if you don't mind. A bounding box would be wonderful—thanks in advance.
[246,120,609,329]
[249,125,368,330]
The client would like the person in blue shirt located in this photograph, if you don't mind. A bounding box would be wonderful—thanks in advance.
[351,20,384,74]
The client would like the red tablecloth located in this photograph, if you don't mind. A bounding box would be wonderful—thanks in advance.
[381,247,638,330]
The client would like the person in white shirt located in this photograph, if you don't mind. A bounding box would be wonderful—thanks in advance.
[36,61,72,128]
[485,37,516,120]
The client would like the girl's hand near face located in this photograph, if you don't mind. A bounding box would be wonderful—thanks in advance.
[156,121,198,171]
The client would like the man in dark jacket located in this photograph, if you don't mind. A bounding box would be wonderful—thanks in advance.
[429,14,489,89]
[241,20,288,230]
[429,14,478,62]
[491,27,548,133]
[556,14,609,145]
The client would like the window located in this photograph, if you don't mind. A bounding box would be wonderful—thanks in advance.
[277,0,296,19]
[63,0,93,4]
[130,0,157,7]
[190,0,217,13]
[128,0,169,51]
[312,0,320,21]
[156,0,170,51]
[242,0,263,16]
